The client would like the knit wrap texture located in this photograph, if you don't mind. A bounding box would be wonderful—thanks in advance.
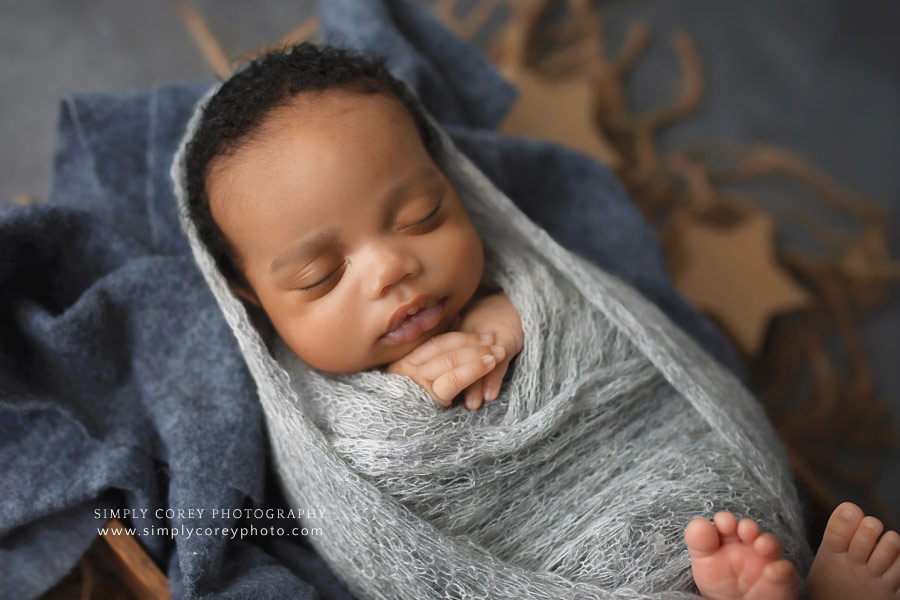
[172,82,813,599]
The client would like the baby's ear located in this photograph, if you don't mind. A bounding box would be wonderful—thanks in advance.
[232,284,262,308]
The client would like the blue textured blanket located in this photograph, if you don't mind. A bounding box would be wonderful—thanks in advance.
[0,0,741,597]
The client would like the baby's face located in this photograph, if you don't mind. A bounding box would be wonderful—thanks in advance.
[205,90,484,373]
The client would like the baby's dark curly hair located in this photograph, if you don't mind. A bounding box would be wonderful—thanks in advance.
[183,42,445,290]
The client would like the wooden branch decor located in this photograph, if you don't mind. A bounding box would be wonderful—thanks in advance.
[176,3,318,79]
[98,519,170,600]
[175,4,231,80]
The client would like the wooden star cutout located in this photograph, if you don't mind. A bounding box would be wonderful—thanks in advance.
[496,64,622,170]
[671,212,811,357]
[429,0,621,167]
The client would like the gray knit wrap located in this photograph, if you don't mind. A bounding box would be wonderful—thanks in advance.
[172,83,812,599]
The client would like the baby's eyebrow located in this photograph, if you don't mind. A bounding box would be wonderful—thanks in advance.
[270,231,336,275]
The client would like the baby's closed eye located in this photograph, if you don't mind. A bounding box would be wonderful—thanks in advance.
[295,261,347,293]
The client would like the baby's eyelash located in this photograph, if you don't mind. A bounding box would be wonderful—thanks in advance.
[414,197,442,225]
[298,263,343,292]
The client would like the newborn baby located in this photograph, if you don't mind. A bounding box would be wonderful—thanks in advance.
[187,49,519,413]
[183,42,900,600]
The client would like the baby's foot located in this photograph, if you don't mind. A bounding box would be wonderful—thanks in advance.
[685,511,798,600]
[807,502,900,600]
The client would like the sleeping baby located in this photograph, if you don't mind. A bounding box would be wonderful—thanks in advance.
[182,42,900,600]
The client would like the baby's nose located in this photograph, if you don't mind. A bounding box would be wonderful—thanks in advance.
[362,244,422,298]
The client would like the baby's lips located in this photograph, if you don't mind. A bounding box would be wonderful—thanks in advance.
[380,300,446,344]
[383,295,444,336]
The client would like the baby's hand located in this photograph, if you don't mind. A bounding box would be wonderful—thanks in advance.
[456,292,524,410]
[386,332,507,408]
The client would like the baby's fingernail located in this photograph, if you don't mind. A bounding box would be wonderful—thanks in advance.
[491,345,505,359]
[479,334,493,343]
[483,386,494,401]
[481,355,496,367]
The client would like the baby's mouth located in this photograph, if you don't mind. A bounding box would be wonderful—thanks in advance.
[381,297,447,345]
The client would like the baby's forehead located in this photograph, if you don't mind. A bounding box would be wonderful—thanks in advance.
[207,103,446,227]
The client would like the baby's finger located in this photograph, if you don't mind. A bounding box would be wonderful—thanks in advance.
[493,329,524,355]
[431,355,497,406]
[403,331,494,366]
[464,378,484,411]
[418,344,506,381]
[481,359,510,402]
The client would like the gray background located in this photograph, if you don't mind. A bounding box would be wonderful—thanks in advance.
[2,0,898,517]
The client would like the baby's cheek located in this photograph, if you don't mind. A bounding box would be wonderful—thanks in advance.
[461,230,485,288]
[274,311,356,373]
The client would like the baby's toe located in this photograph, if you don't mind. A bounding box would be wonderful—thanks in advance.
[762,559,797,586]
[737,518,761,544]
[849,516,885,564]
[821,502,865,554]
[753,532,782,559]
[867,530,900,577]
[713,511,738,538]
[881,552,900,592]
[685,518,721,558]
